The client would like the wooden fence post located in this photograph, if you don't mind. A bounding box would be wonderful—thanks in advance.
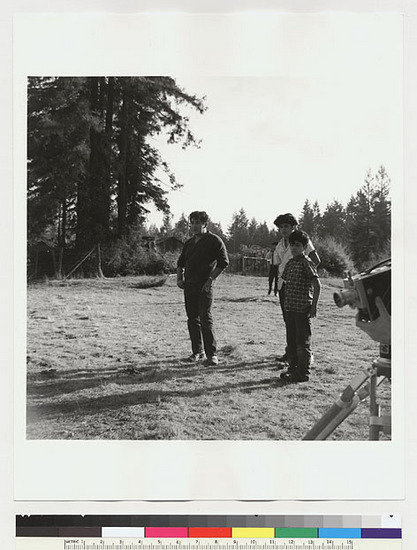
[97,243,104,278]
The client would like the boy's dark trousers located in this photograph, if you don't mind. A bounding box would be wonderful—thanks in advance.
[184,283,217,357]
[284,309,313,379]
[268,265,278,294]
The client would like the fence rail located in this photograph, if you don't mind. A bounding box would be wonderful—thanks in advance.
[242,256,269,276]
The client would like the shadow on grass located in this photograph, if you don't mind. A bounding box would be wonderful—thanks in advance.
[26,368,289,426]
[27,356,284,399]
[218,295,272,303]
[27,365,153,397]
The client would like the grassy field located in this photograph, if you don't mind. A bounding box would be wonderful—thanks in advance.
[26,273,391,440]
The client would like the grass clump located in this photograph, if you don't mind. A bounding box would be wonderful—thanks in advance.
[130,276,168,289]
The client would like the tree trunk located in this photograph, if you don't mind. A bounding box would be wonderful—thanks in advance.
[61,198,67,248]
[117,91,129,238]
[101,77,114,234]
[88,77,103,247]
[97,243,104,278]
[76,172,91,251]
[56,198,67,278]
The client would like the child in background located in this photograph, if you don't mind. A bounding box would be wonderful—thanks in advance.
[267,241,279,295]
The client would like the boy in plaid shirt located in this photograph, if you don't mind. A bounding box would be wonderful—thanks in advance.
[280,229,321,383]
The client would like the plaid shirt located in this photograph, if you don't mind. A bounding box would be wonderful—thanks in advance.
[282,254,319,312]
[275,237,315,290]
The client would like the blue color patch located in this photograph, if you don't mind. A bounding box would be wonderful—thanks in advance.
[319,528,362,538]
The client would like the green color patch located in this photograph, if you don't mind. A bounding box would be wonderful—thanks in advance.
[275,528,318,538]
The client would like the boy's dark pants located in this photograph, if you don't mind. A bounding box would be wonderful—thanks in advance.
[184,283,217,357]
[284,309,312,379]
[268,265,278,293]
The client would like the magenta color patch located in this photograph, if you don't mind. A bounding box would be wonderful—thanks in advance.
[145,527,188,538]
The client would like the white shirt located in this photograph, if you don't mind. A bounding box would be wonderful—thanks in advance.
[272,247,280,265]
[275,237,315,290]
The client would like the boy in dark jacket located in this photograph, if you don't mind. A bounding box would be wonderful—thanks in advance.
[177,211,229,366]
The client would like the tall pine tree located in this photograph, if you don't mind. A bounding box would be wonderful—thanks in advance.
[320,200,347,244]
[346,167,391,268]
[227,208,250,253]
[27,76,206,251]
[298,200,315,235]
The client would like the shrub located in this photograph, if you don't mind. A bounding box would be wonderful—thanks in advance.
[314,236,354,277]
[227,253,243,273]
[161,251,181,274]
[101,238,176,277]
[130,276,168,289]
[360,239,391,271]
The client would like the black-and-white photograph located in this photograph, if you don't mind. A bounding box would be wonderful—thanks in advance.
[26,73,395,441]
[14,11,404,501]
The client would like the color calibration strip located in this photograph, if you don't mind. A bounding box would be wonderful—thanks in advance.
[97,527,401,539]
[16,515,401,539]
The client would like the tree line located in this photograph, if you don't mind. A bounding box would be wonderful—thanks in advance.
[151,210,278,252]
[27,76,391,275]
[151,165,391,270]
[296,166,391,267]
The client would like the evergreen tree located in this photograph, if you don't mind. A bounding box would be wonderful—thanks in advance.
[247,217,258,246]
[27,76,206,251]
[227,208,249,252]
[207,218,226,240]
[27,77,91,247]
[312,200,322,236]
[372,166,391,254]
[172,213,189,241]
[269,226,280,244]
[345,167,391,268]
[160,212,173,236]
[253,221,273,248]
[320,200,347,244]
[298,200,315,235]
[171,212,225,242]
[346,170,374,266]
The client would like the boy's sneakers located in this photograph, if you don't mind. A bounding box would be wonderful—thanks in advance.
[186,352,206,362]
[204,355,219,366]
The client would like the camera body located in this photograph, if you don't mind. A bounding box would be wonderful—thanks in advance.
[333,259,391,321]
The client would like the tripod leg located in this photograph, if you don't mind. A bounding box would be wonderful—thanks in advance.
[303,385,369,440]
[369,370,378,440]
[302,368,374,440]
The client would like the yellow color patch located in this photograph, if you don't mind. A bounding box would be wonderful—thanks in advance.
[232,528,275,538]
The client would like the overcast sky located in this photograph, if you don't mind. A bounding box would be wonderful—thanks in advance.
[147,17,402,231]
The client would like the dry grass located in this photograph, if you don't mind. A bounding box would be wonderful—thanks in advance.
[26,273,391,440]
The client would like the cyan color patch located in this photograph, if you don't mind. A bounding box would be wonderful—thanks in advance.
[319,528,362,538]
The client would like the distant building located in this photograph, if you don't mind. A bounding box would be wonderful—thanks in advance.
[156,236,184,254]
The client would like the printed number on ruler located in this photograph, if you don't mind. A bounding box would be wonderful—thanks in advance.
[56,539,399,550]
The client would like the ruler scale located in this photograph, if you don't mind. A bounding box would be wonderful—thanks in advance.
[15,516,402,550]
[15,539,401,550]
